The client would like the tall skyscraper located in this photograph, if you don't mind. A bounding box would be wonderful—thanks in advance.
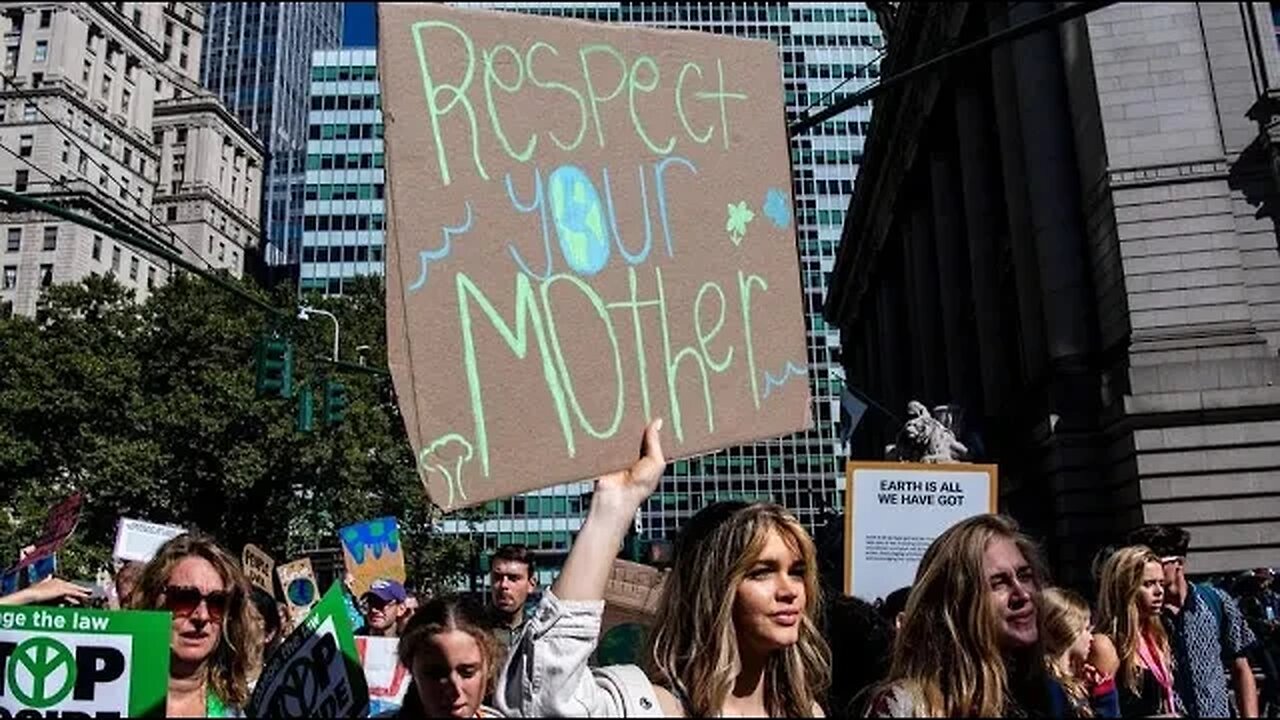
[0,2,261,318]
[200,3,343,275]
[420,2,882,585]
[300,48,384,296]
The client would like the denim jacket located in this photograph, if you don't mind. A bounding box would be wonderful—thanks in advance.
[493,590,666,717]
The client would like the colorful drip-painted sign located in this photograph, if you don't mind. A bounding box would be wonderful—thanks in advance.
[378,3,813,509]
[339,517,407,599]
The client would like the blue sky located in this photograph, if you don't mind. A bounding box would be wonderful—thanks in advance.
[344,2,376,47]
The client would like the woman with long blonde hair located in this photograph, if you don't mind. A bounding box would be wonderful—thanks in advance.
[1090,545,1180,717]
[128,533,263,717]
[1040,587,1119,717]
[494,420,831,716]
[866,514,1051,717]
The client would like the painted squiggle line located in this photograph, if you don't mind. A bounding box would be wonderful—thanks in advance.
[761,361,808,399]
[408,202,474,292]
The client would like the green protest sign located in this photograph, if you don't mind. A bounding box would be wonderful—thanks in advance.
[0,605,170,718]
[248,584,369,718]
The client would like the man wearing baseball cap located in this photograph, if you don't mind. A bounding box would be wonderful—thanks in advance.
[357,578,409,638]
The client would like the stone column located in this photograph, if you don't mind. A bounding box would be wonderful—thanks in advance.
[905,197,947,404]
[1008,1,1099,378]
[954,70,1011,415]
[928,129,983,413]
[987,3,1049,387]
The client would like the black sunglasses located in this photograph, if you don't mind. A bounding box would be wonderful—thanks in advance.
[162,585,230,621]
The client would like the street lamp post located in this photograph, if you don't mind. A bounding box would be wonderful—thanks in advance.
[298,305,340,361]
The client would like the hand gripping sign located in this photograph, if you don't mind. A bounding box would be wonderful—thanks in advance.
[247,585,369,718]
[0,604,170,718]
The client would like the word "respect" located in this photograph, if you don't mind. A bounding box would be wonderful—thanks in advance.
[409,21,750,186]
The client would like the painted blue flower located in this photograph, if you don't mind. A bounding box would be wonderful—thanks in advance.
[763,187,791,229]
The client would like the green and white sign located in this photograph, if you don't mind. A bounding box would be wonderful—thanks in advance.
[0,605,170,718]
[248,584,369,718]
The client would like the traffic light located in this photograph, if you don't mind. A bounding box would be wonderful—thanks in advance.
[296,383,315,433]
[255,335,293,398]
[323,379,347,426]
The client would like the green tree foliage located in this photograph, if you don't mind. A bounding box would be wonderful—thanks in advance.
[0,272,480,594]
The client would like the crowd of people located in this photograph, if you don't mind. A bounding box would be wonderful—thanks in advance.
[3,418,1277,717]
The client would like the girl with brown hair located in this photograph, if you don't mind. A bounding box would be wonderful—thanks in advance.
[127,532,263,718]
[396,596,504,718]
[494,419,831,717]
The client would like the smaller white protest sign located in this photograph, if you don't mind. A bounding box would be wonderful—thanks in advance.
[112,518,187,564]
[844,462,998,603]
[356,636,410,716]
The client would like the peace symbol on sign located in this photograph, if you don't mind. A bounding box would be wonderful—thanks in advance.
[273,654,319,717]
[8,636,78,709]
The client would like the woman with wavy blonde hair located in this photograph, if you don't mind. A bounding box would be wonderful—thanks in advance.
[128,533,263,717]
[1040,587,1119,717]
[494,420,831,716]
[867,514,1051,717]
[1090,545,1179,717]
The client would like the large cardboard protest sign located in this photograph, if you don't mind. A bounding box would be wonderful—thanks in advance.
[355,636,410,716]
[378,3,812,509]
[844,462,998,602]
[0,604,170,717]
[247,584,369,718]
[112,518,186,564]
[339,517,406,598]
[277,558,321,621]
[242,544,276,595]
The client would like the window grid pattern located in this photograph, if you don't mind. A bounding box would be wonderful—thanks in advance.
[299,49,385,296]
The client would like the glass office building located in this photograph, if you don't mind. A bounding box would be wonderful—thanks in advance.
[299,48,384,295]
[427,2,882,584]
[200,3,343,270]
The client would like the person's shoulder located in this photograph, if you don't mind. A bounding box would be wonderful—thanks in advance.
[1090,633,1121,674]
[652,686,685,717]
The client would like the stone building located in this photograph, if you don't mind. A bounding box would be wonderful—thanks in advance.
[824,2,1280,583]
[0,2,261,318]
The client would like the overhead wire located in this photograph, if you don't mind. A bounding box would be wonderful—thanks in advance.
[788,1,1121,137]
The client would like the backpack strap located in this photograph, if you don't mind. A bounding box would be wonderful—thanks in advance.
[591,665,665,718]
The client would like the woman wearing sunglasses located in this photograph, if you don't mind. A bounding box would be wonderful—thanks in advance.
[128,533,263,717]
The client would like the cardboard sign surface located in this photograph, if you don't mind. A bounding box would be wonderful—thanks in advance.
[338,517,407,598]
[276,558,321,621]
[379,3,812,509]
[242,544,276,595]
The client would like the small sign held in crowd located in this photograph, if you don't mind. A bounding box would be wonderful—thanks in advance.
[844,461,998,602]
[247,584,370,718]
[112,518,186,564]
[0,604,171,717]
[356,636,410,716]
[339,517,406,598]
[242,543,276,595]
[277,558,321,621]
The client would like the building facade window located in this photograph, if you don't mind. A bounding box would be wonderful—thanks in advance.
[6,228,20,252]
[129,256,139,280]
[2,265,15,289]
[42,226,56,251]
[14,169,28,192]
[18,134,31,157]
[110,246,121,272]
[34,40,48,63]
[39,263,52,287]
[92,235,102,260]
